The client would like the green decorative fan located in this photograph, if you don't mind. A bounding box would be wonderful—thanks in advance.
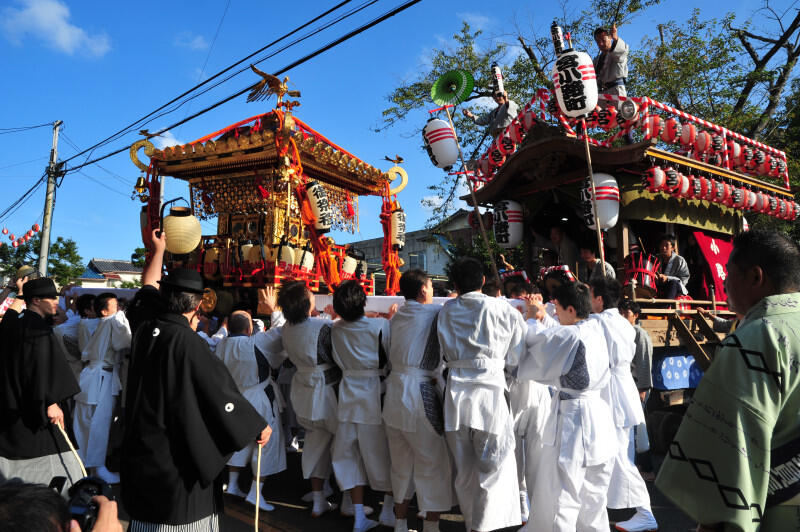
[431,70,474,106]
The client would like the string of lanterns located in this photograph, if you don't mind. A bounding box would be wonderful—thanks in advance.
[642,165,798,220]
[1,223,41,248]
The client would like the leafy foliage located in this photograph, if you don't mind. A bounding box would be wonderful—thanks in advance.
[130,247,146,269]
[0,234,84,286]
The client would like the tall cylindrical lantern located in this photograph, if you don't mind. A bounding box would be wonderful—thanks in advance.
[493,199,524,248]
[581,173,619,230]
[390,206,406,251]
[422,118,459,169]
[306,180,333,233]
[551,48,598,117]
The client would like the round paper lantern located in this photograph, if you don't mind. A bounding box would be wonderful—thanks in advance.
[661,118,682,143]
[703,179,717,202]
[731,187,747,209]
[775,158,788,176]
[683,175,698,199]
[695,131,712,153]
[768,196,780,216]
[306,180,333,234]
[680,123,696,147]
[664,167,681,193]
[596,106,617,131]
[706,153,723,166]
[1,228,7,235]
[643,115,663,140]
[643,166,666,192]
[738,146,754,168]
[673,173,691,197]
[12,241,18,248]
[778,199,788,219]
[551,49,599,117]
[711,134,724,152]
[509,120,526,144]
[495,132,516,156]
[23,235,30,242]
[727,140,741,164]
[423,118,459,170]
[163,206,202,255]
[26,230,33,238]
[582,173,619,230]
[788,201,799,220]
[32,223,40,232]
[754,192,767,212]
[757,152,772,175]
[489,148,506,167]
[493,199,524,248]
[749,150,766,173]
[746,190,757,209]
[8,234,14,241]
[390,206,406,251]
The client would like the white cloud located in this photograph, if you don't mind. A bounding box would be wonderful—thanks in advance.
[421,195,443,211]
[175,32,209,51]
[1,0,110,57]
[152,130,184,150]
[456,12,492,31]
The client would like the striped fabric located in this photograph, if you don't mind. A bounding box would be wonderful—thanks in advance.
[128,514,219,532]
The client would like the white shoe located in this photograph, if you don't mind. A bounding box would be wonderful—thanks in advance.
[245,483,275,512]
[94,466,120,485]
[615,508,658,531]
[353,519,379,532]
[302,483,334,502]
[341,503,374,517]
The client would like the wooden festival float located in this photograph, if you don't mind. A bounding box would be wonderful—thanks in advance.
[424,23,796,450]
[129,76,409,305]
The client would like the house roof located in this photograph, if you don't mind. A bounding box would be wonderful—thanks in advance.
[77,267,104,280]
[89,258,141,274]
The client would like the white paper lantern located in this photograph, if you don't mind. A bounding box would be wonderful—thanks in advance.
[162,206,202,255]
[422,118,459,169]
[493,200,524,248]
[390,207,406,251]
[581,173,620,230]
[551,49,598,117]
[306,181,332,233]
[680,123,696,147]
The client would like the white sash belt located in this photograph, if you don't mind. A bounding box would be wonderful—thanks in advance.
[445,358,505,371]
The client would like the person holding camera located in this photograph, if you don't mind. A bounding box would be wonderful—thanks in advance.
[121,229,271,531]
[0,276,83,494]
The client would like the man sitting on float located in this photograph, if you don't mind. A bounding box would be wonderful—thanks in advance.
[656,233,690,299]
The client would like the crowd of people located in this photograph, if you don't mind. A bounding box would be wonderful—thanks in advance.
[0,227,797,532]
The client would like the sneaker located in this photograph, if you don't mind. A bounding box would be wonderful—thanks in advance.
[615,508,658,531]
[94,466,120,485]
[353,519,379,532]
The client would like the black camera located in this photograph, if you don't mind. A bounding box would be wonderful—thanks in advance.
[67,476,114,531]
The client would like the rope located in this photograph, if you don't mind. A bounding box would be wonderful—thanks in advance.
[56,421,87,478]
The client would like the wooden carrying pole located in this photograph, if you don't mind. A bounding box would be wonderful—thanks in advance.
[581,117,606,277]
[255,442,263,531]
[443,105,501,285]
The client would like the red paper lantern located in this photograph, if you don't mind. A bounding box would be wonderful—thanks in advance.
[727,140,741,164]
[1,228,6,235]
[745,190,757,209]
[737,145,754,168]
[703,179,717,202]
[784,201,795,220]
[710,180,729,204]
[26,230,33,238]
[12,241,18,248]
[706,153,723,166]
[661,118,682,143]
[32,223,40,232]
[673,173,691,197]
[643,167,666,192]
[9,234,14,241]
[711,134,725,152]
[495,132,516,156]
[23,235,30,242]
[680,123,696,147]
[508,120,526,144]
[664,167,681,193]
[489,148,506,167]
[643,115,663,140]
[522,108,538,130]
[751,150,766,173]
[596,106,617,131]
[683,175,698,199]
[757,152,772,175]
[695,131,712,153]
[767,196,780,216]
[775,159,788,176]
[731,187,747,209]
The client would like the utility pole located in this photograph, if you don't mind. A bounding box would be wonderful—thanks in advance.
[38,120,63,277]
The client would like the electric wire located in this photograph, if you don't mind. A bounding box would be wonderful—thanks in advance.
[62,0,424,174]
[0,122,54,135]
[0,175,46,223]
[61,133,132,187]
[61,0,355,166]
[0,157,48,171]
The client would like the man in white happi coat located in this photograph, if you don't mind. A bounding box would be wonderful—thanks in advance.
[215,307,287,512]
[588,278,658,532]
[519,281,617,532]
[330,280,396,532]
[272,281,342,517]
[73,292,131,485]
[384,270,454,532]
[436,257,525,532]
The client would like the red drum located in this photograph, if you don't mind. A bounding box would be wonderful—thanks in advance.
[623,252,661,298]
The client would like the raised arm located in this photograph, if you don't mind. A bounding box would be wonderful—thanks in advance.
[142,229,166,288]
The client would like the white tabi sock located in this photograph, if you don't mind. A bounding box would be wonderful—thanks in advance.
[227,471,239,491]
[637,505,655,517]
[312,491,326,514]
[380,494,395,524]
[422,520,440,532]
[354,503,366,526]
[393,518,409,532]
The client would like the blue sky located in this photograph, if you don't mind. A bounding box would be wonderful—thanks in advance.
[0,0,775,267]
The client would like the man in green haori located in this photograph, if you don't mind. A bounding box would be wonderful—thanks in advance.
[657,229,800,531]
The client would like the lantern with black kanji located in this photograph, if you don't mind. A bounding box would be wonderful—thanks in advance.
[581,173,619,230]
[493,199,524,248]
[643,115,663,141]
[306,180,333,234]
[422,118,459,170]
[731,187,747,209]
[551,48,598,117]
[391,206,406,251]
[596,106,617,131]
[664,167,681,194]
[643,167,665,193]
[661,118,682,143]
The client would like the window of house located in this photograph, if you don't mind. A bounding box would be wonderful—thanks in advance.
[408,252,426,270]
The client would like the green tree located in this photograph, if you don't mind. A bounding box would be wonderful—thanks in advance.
[0,234,85,286]
[130,246,146,269]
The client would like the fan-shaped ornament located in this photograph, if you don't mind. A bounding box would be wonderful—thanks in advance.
[431,70,475,106]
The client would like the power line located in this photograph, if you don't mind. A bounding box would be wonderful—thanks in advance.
[0,122,54,135]
[61,0,355,166]
[0,175,46,223]
[0,157,48,171]
[63,0,424,175]
[61,132,133,187]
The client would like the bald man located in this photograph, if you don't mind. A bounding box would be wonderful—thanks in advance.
[215,310,287,511]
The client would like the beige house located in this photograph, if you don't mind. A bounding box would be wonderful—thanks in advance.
[76,258,141,288]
